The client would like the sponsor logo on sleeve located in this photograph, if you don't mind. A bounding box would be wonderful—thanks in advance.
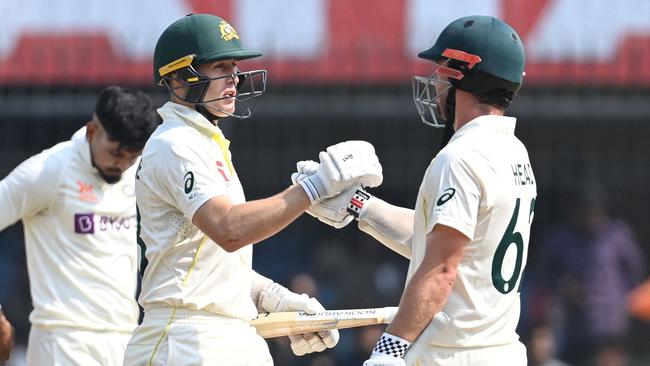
[436,187,456,206]
[184,171,195,194]
[184,171,199,199]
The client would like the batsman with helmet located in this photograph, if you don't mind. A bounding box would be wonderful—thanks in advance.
[124,14,383,365]
[295,15,537,365]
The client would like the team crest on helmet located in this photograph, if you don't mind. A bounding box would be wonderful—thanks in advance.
[219,21,240,41]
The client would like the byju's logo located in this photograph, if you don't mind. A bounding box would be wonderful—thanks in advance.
[74,213,136,234]
[74,213,95,234]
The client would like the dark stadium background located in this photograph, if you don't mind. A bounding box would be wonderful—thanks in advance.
[1,1,648,365]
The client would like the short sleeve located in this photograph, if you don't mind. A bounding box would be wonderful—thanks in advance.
[156,140,228,220]
[422,152,481,240]
[0,152,60,230]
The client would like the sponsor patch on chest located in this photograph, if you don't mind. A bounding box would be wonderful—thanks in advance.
[74,213,136,234]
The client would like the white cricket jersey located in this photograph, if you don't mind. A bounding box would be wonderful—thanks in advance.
[409,115,537,348]
[0,127,139,332]
[135,102,257,321]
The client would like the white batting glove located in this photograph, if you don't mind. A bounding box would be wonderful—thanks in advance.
[257,282,339,356]
[291,160,320,185]
[297,141,382,203]
[363,332,411,366]
[308,191,356,228]
[292,161,375,229]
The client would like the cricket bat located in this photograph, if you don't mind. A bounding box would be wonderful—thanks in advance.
[251,306,398,338]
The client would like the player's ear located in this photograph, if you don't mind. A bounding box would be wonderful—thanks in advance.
[85,116,100,142]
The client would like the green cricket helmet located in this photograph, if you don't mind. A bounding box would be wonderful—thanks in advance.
[413,15,525,127]
[154,14,267,119]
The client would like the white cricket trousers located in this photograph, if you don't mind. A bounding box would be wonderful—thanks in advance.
[415,341,527,365]
[123,308,273,366]
[27,325,131,366]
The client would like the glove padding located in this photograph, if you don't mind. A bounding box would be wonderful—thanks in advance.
[298,141,382,202]
[257,282,339,356]
[293,160,373,229]
[325,140,382,186]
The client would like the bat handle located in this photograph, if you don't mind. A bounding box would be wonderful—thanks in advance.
[382,306,399,324]
[403,312,450,365]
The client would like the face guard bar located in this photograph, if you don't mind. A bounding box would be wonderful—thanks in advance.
[413,49,483,128]
[160,55,267,119]
[413,72,452,128]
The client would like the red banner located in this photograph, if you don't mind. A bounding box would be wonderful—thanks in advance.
[0,0,648,86]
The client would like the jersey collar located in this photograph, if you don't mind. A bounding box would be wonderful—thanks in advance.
[158,102,225,137]
[158,102,235,175]
[449,115,517,143]
[71,126,91,164]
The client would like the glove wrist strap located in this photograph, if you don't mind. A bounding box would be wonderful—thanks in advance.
[346,188,372,219]
[370,332,411,359]
[299,175,329,203]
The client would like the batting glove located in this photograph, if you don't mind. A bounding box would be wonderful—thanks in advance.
[297,141,382,203]
[257,282,339,356]
[292,161,375,228]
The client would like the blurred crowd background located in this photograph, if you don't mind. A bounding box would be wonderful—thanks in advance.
[0,1,649,365]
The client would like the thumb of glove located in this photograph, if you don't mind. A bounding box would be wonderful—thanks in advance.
[297,160,319,174]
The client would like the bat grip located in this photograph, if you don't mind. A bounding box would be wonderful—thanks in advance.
[382,306,399,323]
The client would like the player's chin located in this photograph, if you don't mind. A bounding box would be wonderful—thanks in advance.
[102,175,122,184]
[98,169,123,184]
[221,96,237,111]
[204,98,233,116]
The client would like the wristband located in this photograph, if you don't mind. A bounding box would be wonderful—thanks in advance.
[371,332,411,358]
[346,188,371,218]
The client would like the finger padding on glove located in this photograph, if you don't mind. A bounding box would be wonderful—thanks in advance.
[291,160,319,184]
[289,329,339,356]
[262,286,340,356]
[297,160,319,176]
[318,329,340,349]
[324,141,383,188]
[284,297,339,355]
